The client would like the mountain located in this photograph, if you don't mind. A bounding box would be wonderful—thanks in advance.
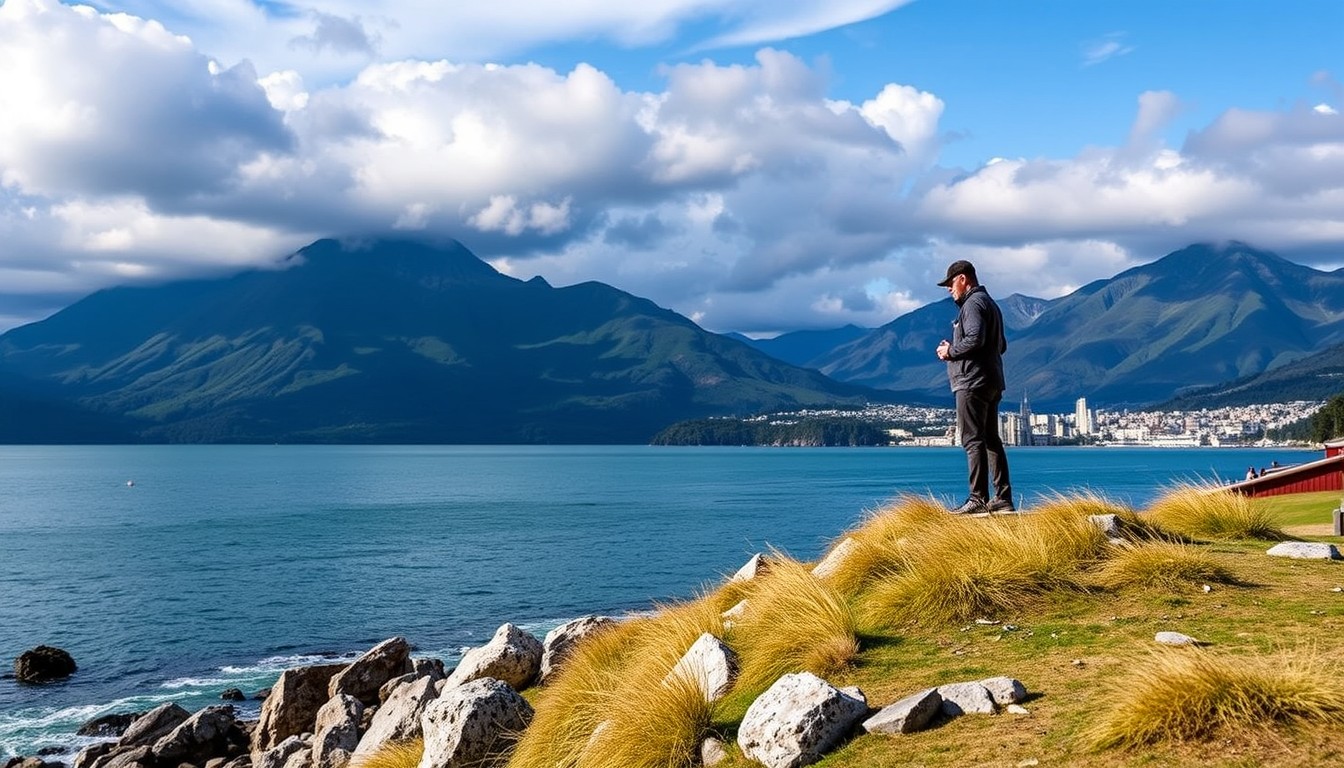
[0,238,893,444]
[813,243,1344,409]
[1157,339,1344,410]
[733,324,873,368]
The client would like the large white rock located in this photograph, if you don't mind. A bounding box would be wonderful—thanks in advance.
[936,682,996,716]
[978,676,1027,705]
[311,694,363,768]
[811,538,860,581]
[256,735,311,768]
[540,616,617,682]
[1155,631,1202,647]
[1266,542,1343,560]
[861,688,941,735]
[737,672,869,768]
[732,553,770,582]
[417,678,534,768]
[446,623,543,690]
[664,633,739,703]
[352,675,439,759]
[328,637,413,706]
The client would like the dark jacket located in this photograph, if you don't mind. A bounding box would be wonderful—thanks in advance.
[946,285,1007,393]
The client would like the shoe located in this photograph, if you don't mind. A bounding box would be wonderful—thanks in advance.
[949,498,987,515]
[987,498,1016,513]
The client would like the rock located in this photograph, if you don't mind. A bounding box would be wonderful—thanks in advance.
[221,689,246,702]
[721,601,749,621]
[252,690,271,701]
[446,624,543,691]
[417,677,534,768]
[96,746,152,768]
[251,664,347,758]
[412,658,446,681]
[72,743,118,768]
[327,637,413,706]
[1266,542,1343,560]
[151,705,236,764]
[222,756,252,768]
[664,633,738,703]
[1088,514,1121,537]
[311,694,363,768]
[1155,631,1202,646]
[701,737,728,766]
[936,682,996,716]
[352,675,439,759]
[378,673,416,703]
[861,688,941,735]
[978,676,1027,705]
[731,553,770,582]
[255,736,309,768]
[810,538,860,581]
[119,703,192,748]
[540,616,617,683]
[14,646,77,683]
[737,671,869,768]
[1007,704,1031,715]
[78,712,143,738]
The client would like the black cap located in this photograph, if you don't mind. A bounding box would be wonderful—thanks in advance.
[937,259,977,287]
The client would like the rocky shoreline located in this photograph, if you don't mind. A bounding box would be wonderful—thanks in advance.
[6,554,1033,768]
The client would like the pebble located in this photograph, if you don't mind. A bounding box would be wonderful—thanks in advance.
[1007,704,1030,716]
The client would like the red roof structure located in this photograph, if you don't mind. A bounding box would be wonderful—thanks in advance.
[1226,440,1344,497]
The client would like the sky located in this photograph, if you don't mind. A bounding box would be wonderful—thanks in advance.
[0,0,1341,335]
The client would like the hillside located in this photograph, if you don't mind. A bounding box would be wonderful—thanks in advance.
[0,238,892,443]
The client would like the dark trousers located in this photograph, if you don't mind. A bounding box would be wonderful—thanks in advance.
[956,388,1013,504]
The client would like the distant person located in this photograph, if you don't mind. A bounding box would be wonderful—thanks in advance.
[935,260,1014,514]
[1245,466,1257,480]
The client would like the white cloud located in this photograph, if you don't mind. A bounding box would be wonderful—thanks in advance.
[1082,32,1135,67]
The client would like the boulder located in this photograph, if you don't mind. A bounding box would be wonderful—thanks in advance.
[418,678,533,768]
[327,637,413,706]
[151,705,236,764]
[351,675,439,759]
[737,672,869,768]
[1266,542,1343,560]
[221,689,246,702]
[311,694,363,768]
[412,658,446,680]
[811,538,860,581]
[72,743,117,768]
[446,624,543,690]
[978,676,1028,705]
[95,746,152,768]
[1155,631,1202,647]
[731,553,770,582]
[78,712,143,738]
[540,616,616,683]
[701,737,728,767]
[118,703,192,748]
[251,664,347,758]
[664,633,738,703]
[861,688,941,735]
[256,736,310,768]
[936,682,996,717]
[14,646,77,683]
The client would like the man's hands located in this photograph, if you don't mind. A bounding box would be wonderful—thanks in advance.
[936,339,951,361]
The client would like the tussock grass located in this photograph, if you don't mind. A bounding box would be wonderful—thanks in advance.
[1086,647,1344,749]
[730,553,860,694]
[1147,484,1287,541]
[1090,540,1238,591]
[350,740,423,768]
[506,598,721,768]
[858,496,1110,625]
[815,495,948,595]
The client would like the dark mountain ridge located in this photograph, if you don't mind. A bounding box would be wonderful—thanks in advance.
[0,238,892,443]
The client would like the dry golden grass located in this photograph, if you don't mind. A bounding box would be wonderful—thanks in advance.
[506,597,722,768]
[1085,647,1344,749]
[1091,540,1238,591]
[350,740,423,768]
[857,495,1110,625]
[1146,484,1287,541]
[812,495,947,595]
[728,553,860,693]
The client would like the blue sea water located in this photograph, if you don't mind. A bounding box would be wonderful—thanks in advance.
[0,444,1318,759]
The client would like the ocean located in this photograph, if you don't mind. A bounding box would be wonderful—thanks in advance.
[0,444,1318,759]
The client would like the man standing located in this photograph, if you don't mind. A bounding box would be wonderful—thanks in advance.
[935,260,1015,514]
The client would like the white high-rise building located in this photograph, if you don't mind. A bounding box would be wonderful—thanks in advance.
[1075,397,1093,435]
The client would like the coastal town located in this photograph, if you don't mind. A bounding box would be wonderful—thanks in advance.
[746,399,1325,448]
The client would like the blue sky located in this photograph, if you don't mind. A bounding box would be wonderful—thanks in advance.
[0,0,1340,334]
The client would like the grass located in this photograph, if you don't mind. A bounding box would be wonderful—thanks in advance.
[1084,647,1344,749]
[350,740,422,768]
[475,489,1344,768]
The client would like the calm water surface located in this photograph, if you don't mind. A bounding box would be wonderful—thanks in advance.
[0,444,1316,758]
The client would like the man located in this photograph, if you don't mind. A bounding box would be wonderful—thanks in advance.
[935,260,1015,514]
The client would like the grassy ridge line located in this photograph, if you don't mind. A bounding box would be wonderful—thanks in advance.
[356,488,1344,768]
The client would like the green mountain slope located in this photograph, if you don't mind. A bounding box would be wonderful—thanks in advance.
[0,238,893,443]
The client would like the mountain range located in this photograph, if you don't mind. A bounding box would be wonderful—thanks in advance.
[2,238,1341,444]
[0,239,888,443]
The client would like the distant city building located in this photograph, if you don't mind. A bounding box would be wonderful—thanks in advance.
[1075,397,1093,435]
